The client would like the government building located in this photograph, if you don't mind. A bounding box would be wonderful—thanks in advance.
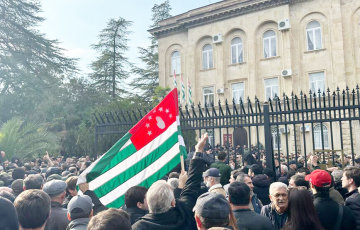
[150,0,360,158]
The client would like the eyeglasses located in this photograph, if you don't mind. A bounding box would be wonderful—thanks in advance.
[270,193,287,198]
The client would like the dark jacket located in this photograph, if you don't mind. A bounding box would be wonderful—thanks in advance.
[233,208,275,230]
[45,201,70,230]
[252,174,271,205]
[344,189,360,230]
[210,161,232,186]
[250,193,263,214]
[260,204,287,230]
[83,190,107,215]
[313,192,356,230]
[66,218,89,230]
[132,158,205,230]
[123,206,148,225]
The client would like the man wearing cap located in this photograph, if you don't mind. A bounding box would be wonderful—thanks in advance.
[305,169,356,230]
[43,179,70,230]
[193,192,233,230]
[203,168,227,197]
[66,195,93,230]
[342,166,360,229]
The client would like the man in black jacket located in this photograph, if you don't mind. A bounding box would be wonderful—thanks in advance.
[305,169,356,230]
[132,133,209,230]
[342,166,360,230]
[123,186,148,225]
[230,182,274,230]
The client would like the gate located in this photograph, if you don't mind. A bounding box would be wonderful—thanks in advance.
[94,86,360,175]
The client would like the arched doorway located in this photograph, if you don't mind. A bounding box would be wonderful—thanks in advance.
[233,127,248,148]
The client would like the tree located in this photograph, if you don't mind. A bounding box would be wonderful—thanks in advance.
[0,117,60,160]
[130,1,172,102]
[90,17,132,98]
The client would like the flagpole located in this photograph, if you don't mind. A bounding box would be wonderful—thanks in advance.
[181,74,185,104]
[173,70,177,89]
[188,78,192,105]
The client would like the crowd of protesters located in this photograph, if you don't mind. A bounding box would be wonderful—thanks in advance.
[1,133,360,230]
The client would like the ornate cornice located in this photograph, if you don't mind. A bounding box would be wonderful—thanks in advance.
[149,0,293,37]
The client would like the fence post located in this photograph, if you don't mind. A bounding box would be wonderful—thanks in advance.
[263,102,276,179]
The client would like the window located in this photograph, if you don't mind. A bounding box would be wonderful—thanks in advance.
[203,44,213,70]
[264,78,278,100]
[203,86,214,106]
[232,82,244,104]
[171,51,181,75]
[309,72,325,93]
[231,38,243,64]
[307,21,322,51]
[207,130,214,146]
[313,124,329,149]
[271,126,281,149]
[263,30,277,58]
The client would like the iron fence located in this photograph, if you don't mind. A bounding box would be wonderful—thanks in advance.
[94,86,360,176]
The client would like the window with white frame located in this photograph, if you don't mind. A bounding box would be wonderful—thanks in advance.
[232,82,244,104]
[263,30,277,58]
[307,21,322,51]
[171,51,181,75]
[202,44,213,70]
[203,86,214,106]
[271,126,281,149]
[309,72,325,94]
[231,37,243,64]
[313,124,329,149]
[264,78,278,100]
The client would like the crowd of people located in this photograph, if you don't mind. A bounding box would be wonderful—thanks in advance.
[0,133,360,230]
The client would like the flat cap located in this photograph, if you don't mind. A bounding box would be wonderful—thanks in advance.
[43,179,67,196]
[193,192,230,219]
[68,195,92,218]
[203,168,221,177]
[46,174,63,182]
[11,179,23,196]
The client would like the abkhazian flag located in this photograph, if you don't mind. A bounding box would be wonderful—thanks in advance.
[77,89,187,208]
[181,74,185,103]
[173,70,177,88]
[188,78,192,105]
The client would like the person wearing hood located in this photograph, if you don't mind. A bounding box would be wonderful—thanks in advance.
[252,174,271,205]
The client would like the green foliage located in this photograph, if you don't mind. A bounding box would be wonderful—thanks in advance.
[0,117,60,160]
[130,0,172,102]
[90,17,133,98]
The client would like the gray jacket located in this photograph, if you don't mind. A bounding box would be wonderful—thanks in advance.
[66,218,89,230]
[45,201,70,230]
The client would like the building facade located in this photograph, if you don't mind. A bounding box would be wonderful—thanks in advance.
[150,0,360,157]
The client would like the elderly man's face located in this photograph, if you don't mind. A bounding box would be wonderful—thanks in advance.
[270,187,288,211]
[243,176,254,192]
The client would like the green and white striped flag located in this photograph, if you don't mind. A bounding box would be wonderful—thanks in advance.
[78,89,187,208]
[188,78,192,105]
[181,75,185,103]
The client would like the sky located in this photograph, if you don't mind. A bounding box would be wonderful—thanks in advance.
[39,0,222,76]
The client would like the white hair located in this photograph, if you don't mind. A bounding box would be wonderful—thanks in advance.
[146,180,174,214]
[167,178,179,190]
[269,182,288,195]
[281,165,288,173]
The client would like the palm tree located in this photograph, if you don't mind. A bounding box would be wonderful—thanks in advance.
[0,117,60,160]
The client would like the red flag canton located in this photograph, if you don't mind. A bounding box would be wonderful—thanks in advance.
[129,89,179,150]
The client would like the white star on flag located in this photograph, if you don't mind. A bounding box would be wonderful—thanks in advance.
[148,116,152,120]
[169,114,172,118]
[165,109,169,113]
[147,131,152,136]
[159,107,163,112]
[145,123,150,128]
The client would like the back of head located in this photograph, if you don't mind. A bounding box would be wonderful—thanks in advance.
[218,152,227,161]
[285,189,324,230]
[168,172,180,179]
[291,174,309,189]
[167,178,179,190]
[69,167,77,174]
[250,164,263,175]
[0,190,15,203]
[87,208,131,230]
[12,167,25,180]
[0,197,19,230]
[24,174,44,190]
[146,180,174,213]
[14,189,51,229]
[65,176,78,191]
[331,170,343,185]
[45,167,61,179]
[228,181,250,206]
[263,168,275,178]
[11,179,24,196]
[124,186,148,208]
[67,195,92,220]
